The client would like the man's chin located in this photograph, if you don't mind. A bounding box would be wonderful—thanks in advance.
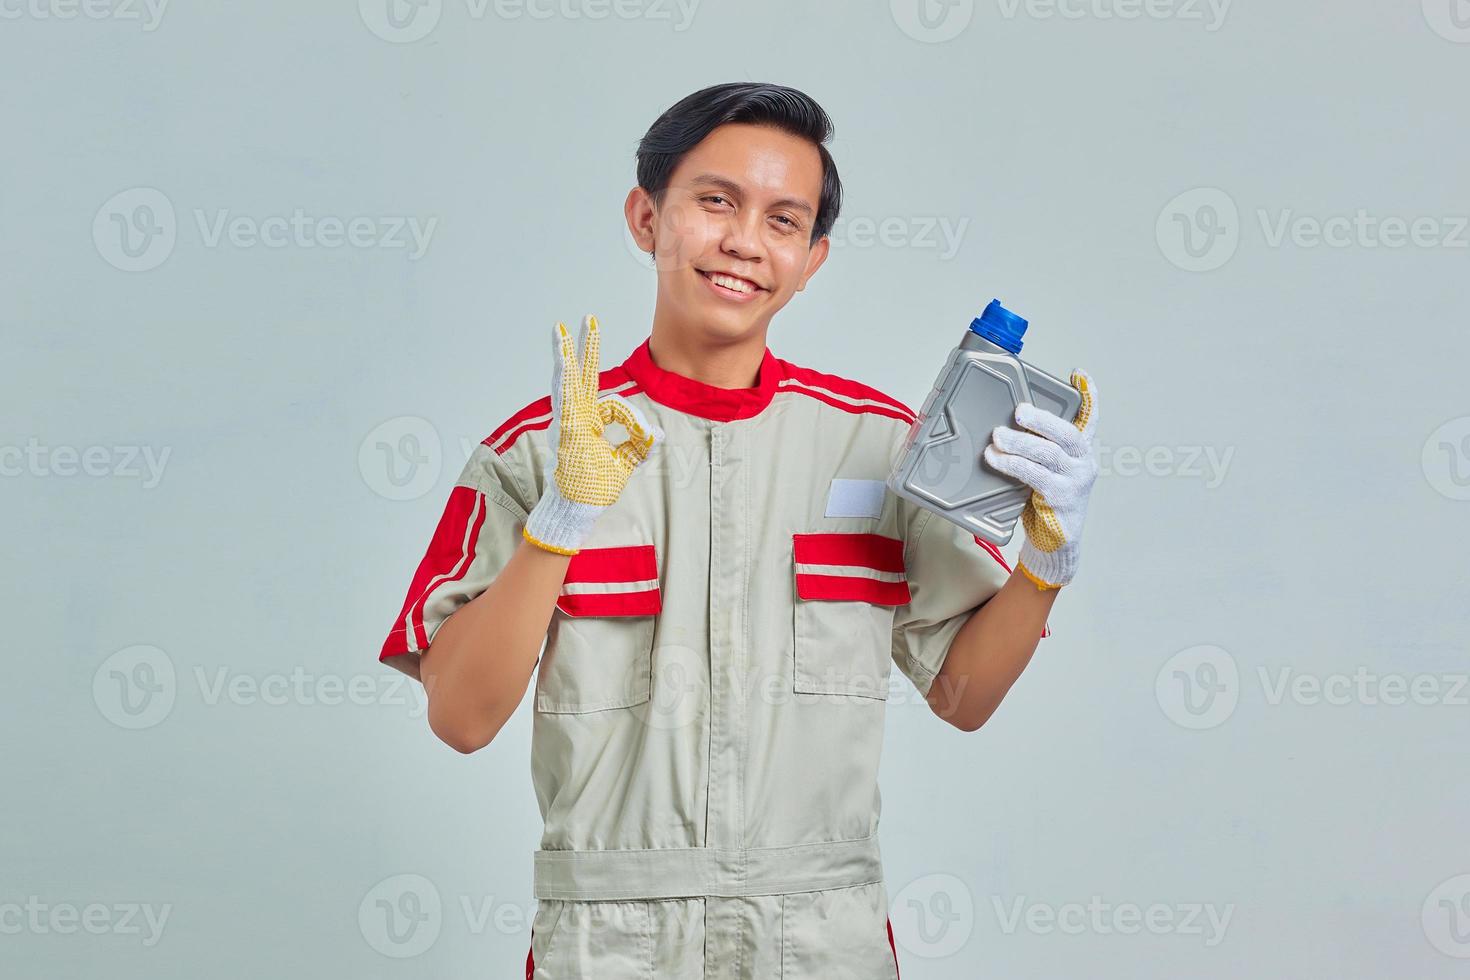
[687,307,766,344]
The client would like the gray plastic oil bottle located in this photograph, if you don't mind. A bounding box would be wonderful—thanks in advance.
[886,299,1084,546]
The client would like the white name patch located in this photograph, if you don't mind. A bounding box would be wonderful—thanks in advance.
[825,478,886,519]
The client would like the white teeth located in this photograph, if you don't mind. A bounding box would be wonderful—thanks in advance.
[707,272,755,294]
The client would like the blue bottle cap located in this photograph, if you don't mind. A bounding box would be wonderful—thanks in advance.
[968,299,1028,354]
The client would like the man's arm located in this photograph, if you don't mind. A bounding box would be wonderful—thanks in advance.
[419,537,571,753]
[927,367,1100,731]
[924,568,1059,731]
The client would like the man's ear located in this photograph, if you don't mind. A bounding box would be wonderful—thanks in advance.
[624,186,656,255]
[795,235,830,292]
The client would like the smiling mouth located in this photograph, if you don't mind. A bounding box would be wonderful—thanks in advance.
[699,269,764,295]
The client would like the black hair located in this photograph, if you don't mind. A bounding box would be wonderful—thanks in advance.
[635,82,842,246]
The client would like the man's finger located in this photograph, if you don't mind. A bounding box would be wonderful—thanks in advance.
[991,425,1071,474]
[1069,368,1098,436]
[551,320,575,421]
[1015,401,1090,458]
[579,314,602,399]
[599,394,661,449]
[983,443,1059,498]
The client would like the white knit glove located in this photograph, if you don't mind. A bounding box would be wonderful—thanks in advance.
[522,315,664,555]
[982,369,1099,590]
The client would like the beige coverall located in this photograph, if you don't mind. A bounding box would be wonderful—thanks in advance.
[379,336,1046,978]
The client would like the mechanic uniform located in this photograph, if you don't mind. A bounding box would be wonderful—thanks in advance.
[378,336,1048,978]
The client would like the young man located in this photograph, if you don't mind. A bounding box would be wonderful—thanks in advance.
[378,82,1099,979]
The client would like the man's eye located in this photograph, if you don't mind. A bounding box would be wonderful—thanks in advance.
[773,215,797,228]
[701,195,731,206]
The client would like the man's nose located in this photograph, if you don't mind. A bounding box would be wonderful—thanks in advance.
[718,210,766,262]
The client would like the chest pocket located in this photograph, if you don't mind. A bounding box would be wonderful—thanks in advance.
[536,544,661,714]
[791,533,910,701]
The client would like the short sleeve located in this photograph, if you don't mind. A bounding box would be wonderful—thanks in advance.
[377,437,539,668]
[889,499,1050,697]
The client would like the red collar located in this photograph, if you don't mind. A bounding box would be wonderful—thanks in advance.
[621,337,783,422]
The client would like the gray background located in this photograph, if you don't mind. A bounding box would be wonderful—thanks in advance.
[3,1,1467,977]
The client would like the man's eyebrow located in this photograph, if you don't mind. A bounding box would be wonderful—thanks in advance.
[686,173,815,217]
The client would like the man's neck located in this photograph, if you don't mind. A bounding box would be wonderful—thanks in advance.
[646,323,767,389]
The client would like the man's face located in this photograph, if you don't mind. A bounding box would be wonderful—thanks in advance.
[626,122,830,345]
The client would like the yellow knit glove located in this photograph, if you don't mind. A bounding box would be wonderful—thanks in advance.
[522,315,664,555]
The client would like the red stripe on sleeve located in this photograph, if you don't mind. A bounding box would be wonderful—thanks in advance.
[379,486,486,660]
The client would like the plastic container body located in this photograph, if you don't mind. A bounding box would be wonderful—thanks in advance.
[887,304,1083,546]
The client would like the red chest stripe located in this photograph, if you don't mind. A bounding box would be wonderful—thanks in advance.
[557,544,662,617]
[792,532,911,606]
